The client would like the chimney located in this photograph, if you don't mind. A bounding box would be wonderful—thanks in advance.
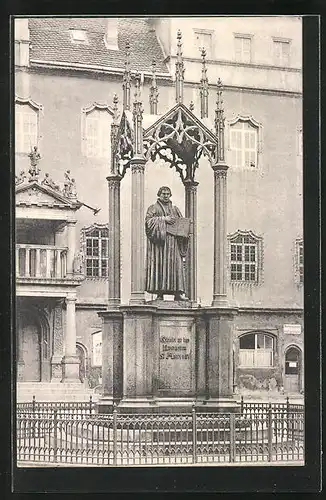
[14,19,30,67]
[104,18,119,51]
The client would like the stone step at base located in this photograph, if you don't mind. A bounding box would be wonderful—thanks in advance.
[17,383,99,403]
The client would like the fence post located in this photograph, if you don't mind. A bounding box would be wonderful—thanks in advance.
[89,395,93,416]
[192,404,197,464]
[267,407,273,462]
[32,395,36,413]
[229,413,236,462]
[240,396,244,414]
[113,403,117,466]
[53,409,58,464]
[286,396,290,414]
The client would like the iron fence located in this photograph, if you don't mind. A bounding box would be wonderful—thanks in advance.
[16,405,304,466]
[17,396,96,418]
[240,396,304,416]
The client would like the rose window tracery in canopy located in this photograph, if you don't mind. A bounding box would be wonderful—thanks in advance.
[112,103,218,184]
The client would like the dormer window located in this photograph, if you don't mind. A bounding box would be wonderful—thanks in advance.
[104,19,119,51]
[69,29,88,44]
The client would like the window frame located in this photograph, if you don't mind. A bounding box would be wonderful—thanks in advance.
[227,114,262,169]
[81,103,113,159]
[295,238,303,285]
[234,33,253,64]
[193,28,214,59]
[69,29,88,44]
[239,332,275,368]
[272,37,291,67]
[81,224,109,279]
[228,230,263,286]
[15,96,43,155]
[297,127,303,156]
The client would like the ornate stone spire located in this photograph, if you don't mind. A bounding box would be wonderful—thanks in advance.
[149,60,159,115]
[122,41,131,111]
[215,78,225,163]
[133,72,144,157]
[111,94,119,139]
[110,94,120,175]
[175,29,185,104]
[200,48,209,119]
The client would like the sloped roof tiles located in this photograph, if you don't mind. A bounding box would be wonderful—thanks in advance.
[29,17,169,74]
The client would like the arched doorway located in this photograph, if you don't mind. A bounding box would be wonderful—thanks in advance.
[76,343,87,383]
[18,310,41,381]
[284,346,301,393]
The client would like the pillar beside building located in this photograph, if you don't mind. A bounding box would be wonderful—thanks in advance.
[107,174,122,308]
[184,179,198,303]
[61,293,80,382]
[129,158,146,305]
[212,163,229,307]
[66,220,77,276]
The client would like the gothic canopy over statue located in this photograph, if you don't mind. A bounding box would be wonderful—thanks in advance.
[112,103,218,183]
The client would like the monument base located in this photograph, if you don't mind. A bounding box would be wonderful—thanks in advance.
[97,397,240,414]
[98,303,238,414]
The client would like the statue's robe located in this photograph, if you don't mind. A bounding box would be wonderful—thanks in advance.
[145,199,188,295]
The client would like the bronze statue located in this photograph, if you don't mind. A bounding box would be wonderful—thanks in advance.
[145,186,190,301]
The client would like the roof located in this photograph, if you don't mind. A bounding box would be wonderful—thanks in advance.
[29,17,169,74]
[16,181,81,210]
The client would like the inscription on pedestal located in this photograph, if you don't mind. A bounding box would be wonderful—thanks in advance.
[158,321,193,392]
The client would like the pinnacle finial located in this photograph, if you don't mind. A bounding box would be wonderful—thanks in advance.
[200,47,209,119]
[122,41,131,111]
[149,59,159,114]
[215,78,225,163]
[134,71,141,101]
[112,94,119,122]
[175,30,185,104]
[189,101,194,112]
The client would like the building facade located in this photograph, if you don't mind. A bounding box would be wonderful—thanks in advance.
[14,16,303,399]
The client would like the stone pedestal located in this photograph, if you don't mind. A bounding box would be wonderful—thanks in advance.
[98,303,239,413]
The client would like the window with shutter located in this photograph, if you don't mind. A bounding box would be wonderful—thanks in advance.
[234,35,252,63]
[229,120,258,168]
[83,107,111,159]
[15,102,39,154]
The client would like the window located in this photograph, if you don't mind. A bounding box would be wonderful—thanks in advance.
[234,35,252,63]
[273,39,290,66]
[229,231,262,284]
[239,332,274,367]
[230,120,258,168]
[15,98,42,154]
[297,127,303,156]
[82,105,113,158]
[194,29,213,58]
[83,226,109,278]
[92,331,102,367]
[296,239,303,284]
[70,29,88,44]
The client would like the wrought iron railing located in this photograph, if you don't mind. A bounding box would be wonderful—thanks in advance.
[16,404,304,466]
[17,396,96,417]
[240,396,304,415]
